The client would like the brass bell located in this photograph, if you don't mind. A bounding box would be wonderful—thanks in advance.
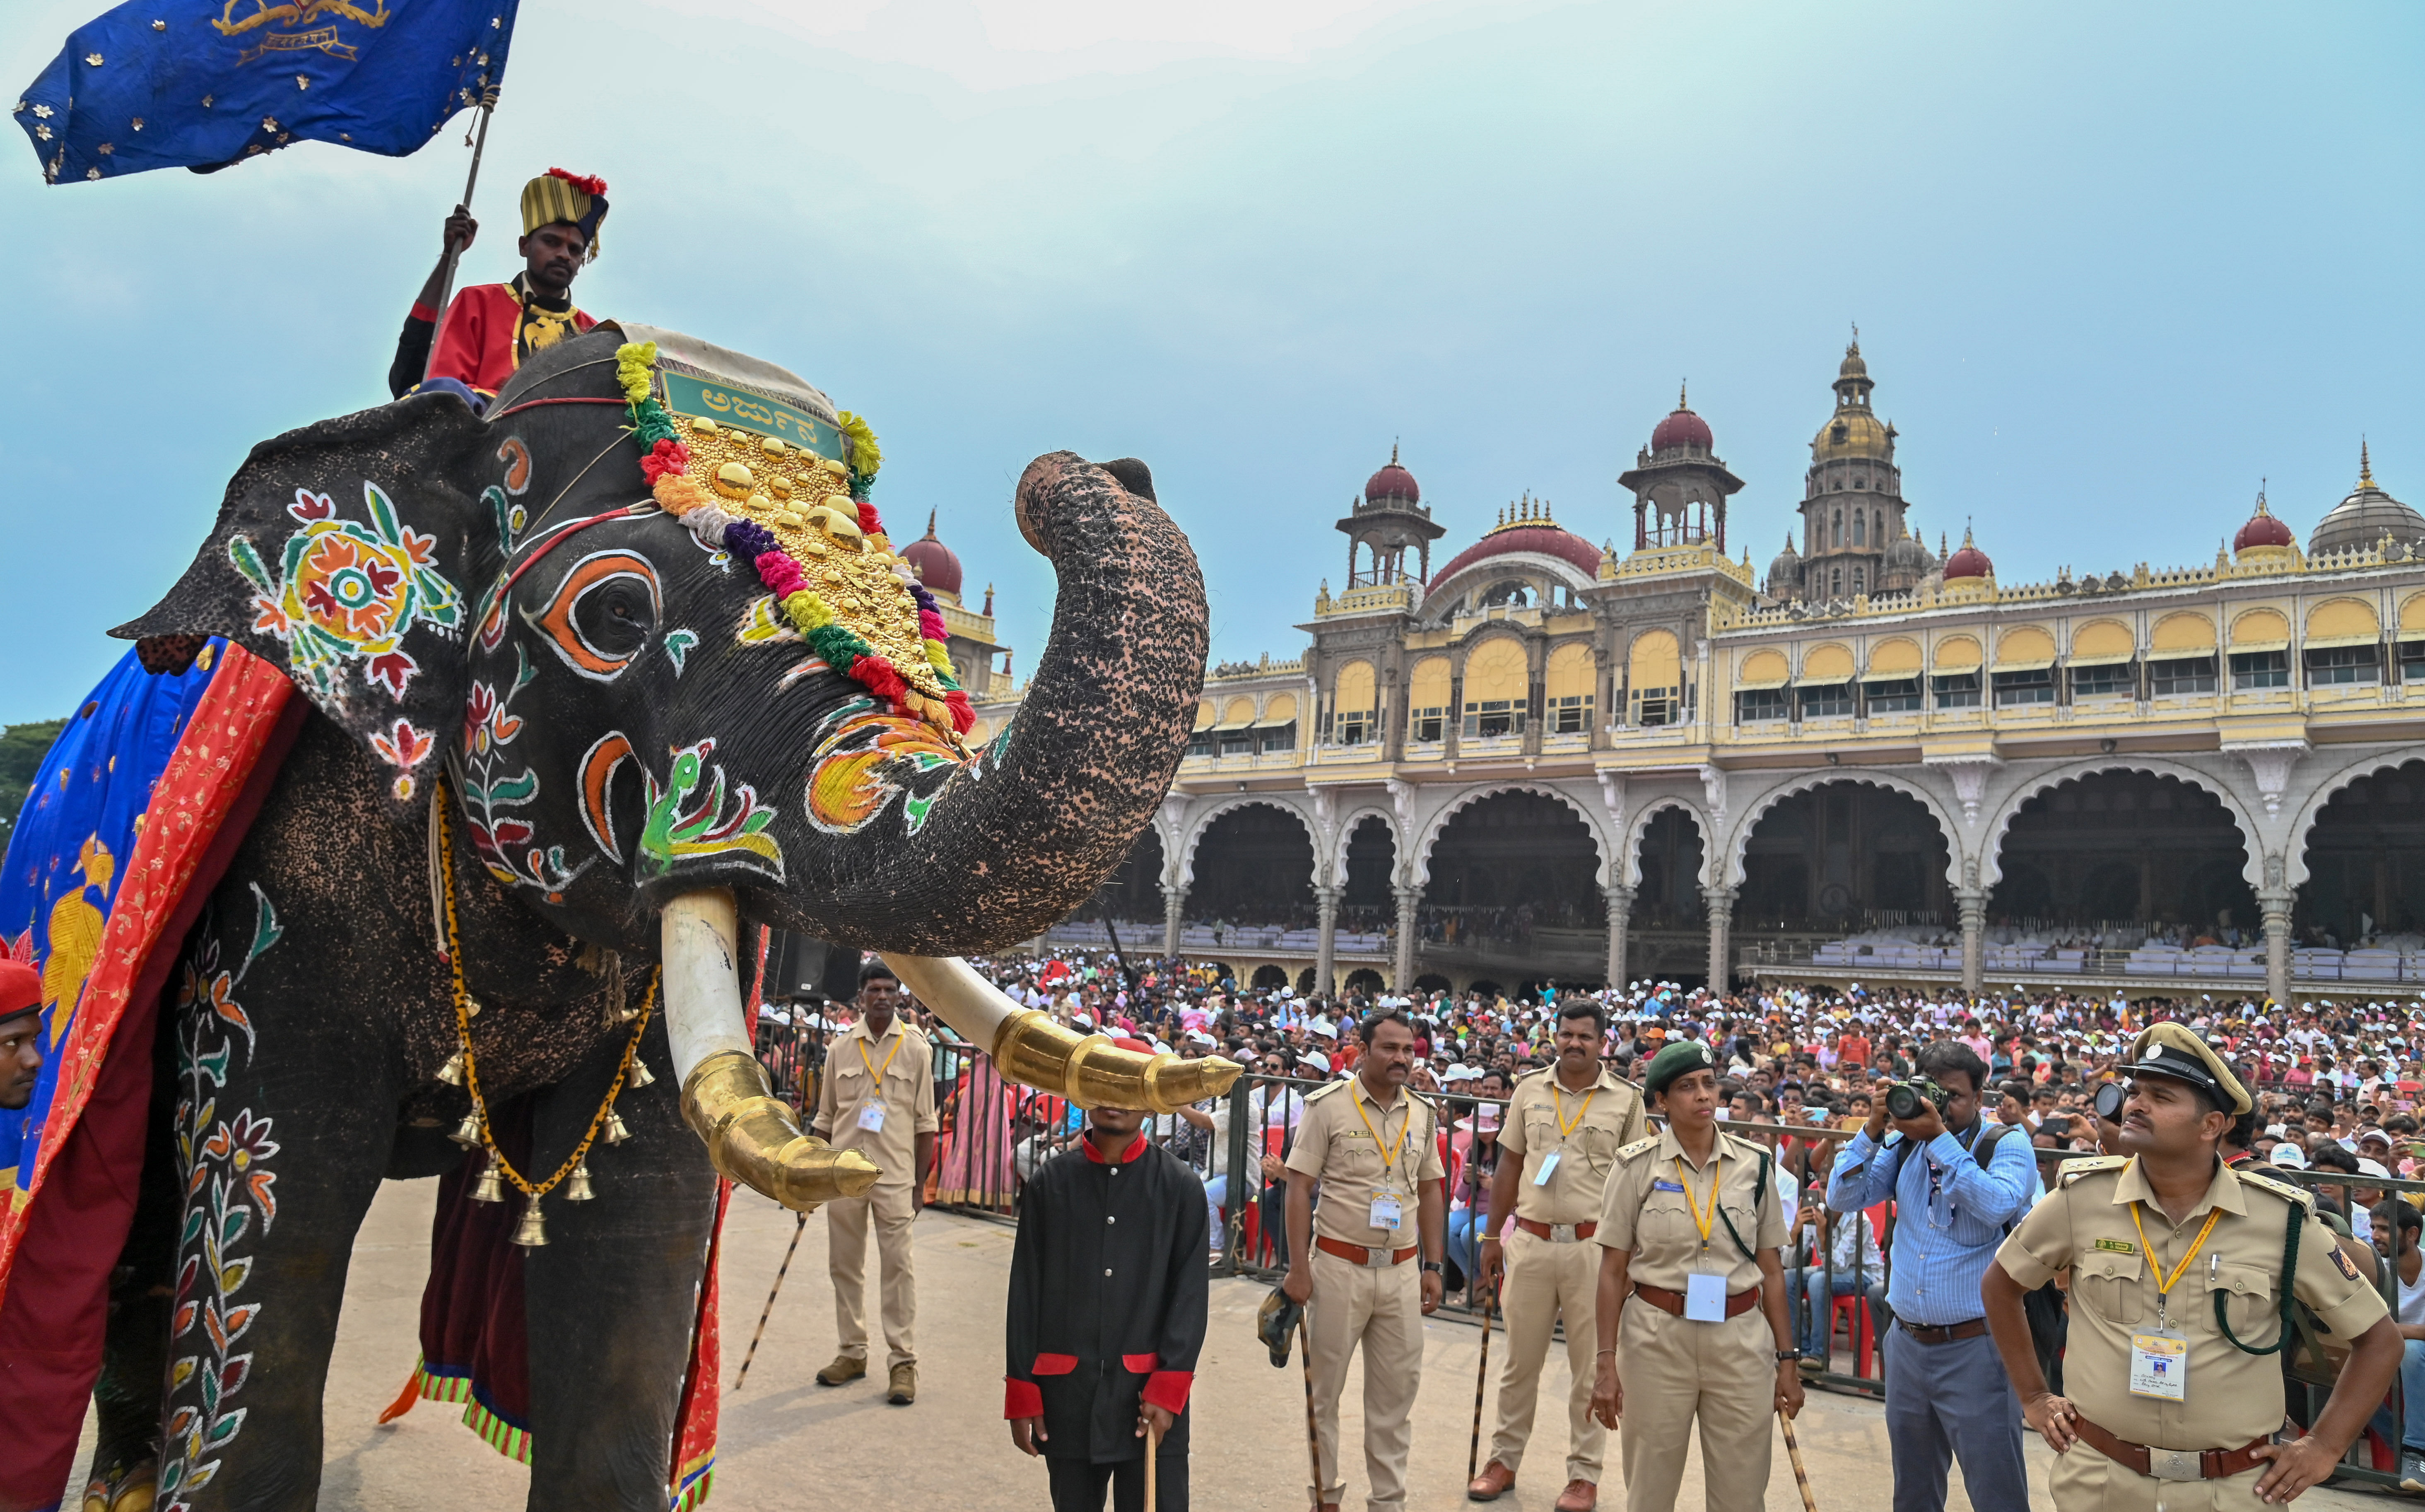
[470,1150,506,1203]
[626,1056,656,1090]
[449,1111,484,1146]
[510,1194,548,1247]
[603,1107,632,1145]
[436,1051,466,1086]
[463,994,482,1019]
[565,1160,595,1202]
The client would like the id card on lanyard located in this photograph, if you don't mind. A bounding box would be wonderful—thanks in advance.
[1677,1150,1728,1320]
[856,1028,904,1132]
[1355,1091,1414,1232]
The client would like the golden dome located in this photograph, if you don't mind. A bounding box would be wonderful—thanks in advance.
[1812,407,1892,461]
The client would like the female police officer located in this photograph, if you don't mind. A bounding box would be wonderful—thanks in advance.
[1588,1040,1802,1512]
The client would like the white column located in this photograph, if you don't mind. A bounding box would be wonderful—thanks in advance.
[1161,883,1185,957]
[2260,888,2295,1007]
[1392,885,1421,992]
[1604,884,1635,991]
[1957,887,1988,995]
[1314,885,1344,997]
[1703,886,1736,992]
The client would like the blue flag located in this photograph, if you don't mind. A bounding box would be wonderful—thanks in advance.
[14,0,520,185]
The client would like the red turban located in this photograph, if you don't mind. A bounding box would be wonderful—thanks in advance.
[0,960,39,1024]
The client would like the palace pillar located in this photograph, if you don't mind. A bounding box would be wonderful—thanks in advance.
[1957,888,1988,996]
[1702,886,1736,994]
[1314,885,1344,998]
[2259,888,2295,1008]
[1393,885,1421,993]
[1161,882,1185,958]
[1604,884,1635,991]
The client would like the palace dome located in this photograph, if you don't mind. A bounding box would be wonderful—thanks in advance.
[1365,446,1420,505]
[1651,385,1714,453]
[1766,532,1803,594]
[2233,495,2295,552]
[1942,527,1993,581]
[1812,408,1892,462]
[1433,513,1603,584]
[901,509,964,600]
[1885,525,1932,575]
[2308,445,2425,555]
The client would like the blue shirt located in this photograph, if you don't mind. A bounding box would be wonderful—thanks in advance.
[1825,1120,2037,1326]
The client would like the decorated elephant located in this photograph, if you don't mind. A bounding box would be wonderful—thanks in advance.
[24,324,1221,1511]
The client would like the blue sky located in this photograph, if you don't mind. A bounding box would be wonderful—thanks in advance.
[3,0,2419,723]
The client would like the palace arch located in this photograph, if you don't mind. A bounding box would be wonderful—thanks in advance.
[1182,802,1316,925]
[2294,757,2425,944]
[1985,769,2256,939]
[1731,779,1955,932]
[1085,825,1167,923]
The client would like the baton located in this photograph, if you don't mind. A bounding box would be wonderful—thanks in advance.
[1781,1411,1819,1512]
[1299,1314,1322,1510]
[1468,1287,1497,1483]
[733,1211,808,1389]
[1145,1420,1160,1512]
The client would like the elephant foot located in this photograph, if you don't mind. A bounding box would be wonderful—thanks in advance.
[680,1049,879,1211]
[82,1459,157,1512]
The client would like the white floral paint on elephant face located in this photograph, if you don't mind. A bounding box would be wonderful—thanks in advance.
[227,484,462,708]
[160,883,283,1509]
[458,648,588,895]
[521,549,662,683]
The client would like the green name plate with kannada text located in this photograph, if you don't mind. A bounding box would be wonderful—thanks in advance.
[662,373,847,465]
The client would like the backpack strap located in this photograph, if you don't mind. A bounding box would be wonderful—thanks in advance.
[1711,1140,1771,1262]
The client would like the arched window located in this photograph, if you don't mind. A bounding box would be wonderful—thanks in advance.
[1852,511,1866,545]
[1852,567,1866,595]
[1831,566,1844,596]
[1832,510,1843,547]
[1873,510,1883,544]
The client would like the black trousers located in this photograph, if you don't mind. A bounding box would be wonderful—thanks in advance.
[1046,1452,1188,1512]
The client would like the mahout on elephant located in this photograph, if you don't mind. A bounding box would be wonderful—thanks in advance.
[35,323,1226,1511]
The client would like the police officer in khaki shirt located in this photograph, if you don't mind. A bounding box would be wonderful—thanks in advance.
[1588,1041,1801,1512]
[1985,1024,2398,1510]
[1282,1010,1447,1512]
[812,958,939,1404]
[1470,1000,1646,1510]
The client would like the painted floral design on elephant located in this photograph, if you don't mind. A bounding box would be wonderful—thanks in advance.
[229,484,462,703]
[159,883,282,1511]
[803,699,966,838]
[640,738,784,880]
[458,649,586,894]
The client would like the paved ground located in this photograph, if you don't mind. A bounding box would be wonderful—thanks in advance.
[74,1179,2402,1510]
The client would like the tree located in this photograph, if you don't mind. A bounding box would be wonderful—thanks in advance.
[0,719,69,846]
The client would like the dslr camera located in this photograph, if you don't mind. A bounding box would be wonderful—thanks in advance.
[1883,1077,1954,1121]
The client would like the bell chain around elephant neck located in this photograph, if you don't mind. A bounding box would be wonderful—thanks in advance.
[436,774,654,1239]
[611,340,976,743]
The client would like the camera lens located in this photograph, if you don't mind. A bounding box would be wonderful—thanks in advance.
[2092,1082,2126,1122]
[1885,1083,1919,1120]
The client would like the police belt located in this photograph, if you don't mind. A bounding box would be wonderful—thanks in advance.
[1632,1280,1760,1319]
[1315,1236,1419,1267]
[1512,1218,1597,1243]
[2070,1418,2271,1482]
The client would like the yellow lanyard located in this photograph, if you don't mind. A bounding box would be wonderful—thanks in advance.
[858,1026,904,1095]
[1674,1153,1723,1247]
[2128,1201,2224,1320]
[1352,1090,1413,1188]
[1553,1079,1598,1141]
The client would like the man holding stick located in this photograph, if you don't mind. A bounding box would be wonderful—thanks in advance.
[1005,1071,1207,1512]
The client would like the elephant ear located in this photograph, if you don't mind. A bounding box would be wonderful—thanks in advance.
[116,391,491,808]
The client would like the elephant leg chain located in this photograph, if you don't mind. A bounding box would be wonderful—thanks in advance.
[434,775,645,1245]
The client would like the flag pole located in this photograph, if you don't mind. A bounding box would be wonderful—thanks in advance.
[422,96,496,382]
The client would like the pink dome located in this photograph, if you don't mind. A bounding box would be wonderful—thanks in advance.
[901,510,964,598]
[1651,406,1713,453]
[1433,524,1604,584]
[2234,499,2295,551]
[1365,449,1420,505]
[1942,528,1992,581]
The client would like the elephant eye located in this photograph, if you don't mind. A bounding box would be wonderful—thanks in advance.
[569,575,656,663]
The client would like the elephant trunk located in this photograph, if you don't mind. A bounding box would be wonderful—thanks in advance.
[662,890,877,1210]
[882,954,1240,1113]
[802,453,1207,955]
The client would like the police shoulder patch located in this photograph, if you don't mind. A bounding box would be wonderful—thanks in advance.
[2058,1155,2129,1187]
[2236,1167,2315,1211]
[2330,1244,2364,1282]
[1305,1078,1350,1104]
[1617,1136,1662,1161]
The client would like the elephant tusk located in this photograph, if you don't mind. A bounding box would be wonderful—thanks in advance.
[880,953,1241,1114]
[662,890,878,1210]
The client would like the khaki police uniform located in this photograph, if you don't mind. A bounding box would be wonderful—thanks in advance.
[1996,1155,2386,1512]
[1595,1128,1788,1512]
[1487,1065,1647,1488]
[1286,1076,1447,1510]
[813,1013,937,1370]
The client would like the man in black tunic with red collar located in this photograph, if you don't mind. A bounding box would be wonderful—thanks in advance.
[1006,1074,1208,1512]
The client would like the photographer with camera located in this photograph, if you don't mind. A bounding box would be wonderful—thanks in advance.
[1826,1042,2037,1512]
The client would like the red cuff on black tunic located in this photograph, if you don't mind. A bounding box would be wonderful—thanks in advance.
[1141,1370,1194,1414]
[1004,1377,1043,1419]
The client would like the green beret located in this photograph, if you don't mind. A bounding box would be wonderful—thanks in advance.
[1644,1039,1718,1097]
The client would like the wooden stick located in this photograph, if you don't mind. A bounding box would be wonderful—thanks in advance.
[1467,1288,1497,1483]
[1145,1420,1159,1512]
[733,1211,808,1389]
[1299,1314,1322,1510]
[1781,1411,1819,1512]
[421,99,494,383]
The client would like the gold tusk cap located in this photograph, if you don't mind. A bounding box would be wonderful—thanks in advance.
[680,1049,879,1211]
[988,1010,1241,1113]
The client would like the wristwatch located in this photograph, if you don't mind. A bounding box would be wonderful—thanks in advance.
[1774,1348,1803,1362]
[1420,1260,1444,1274]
